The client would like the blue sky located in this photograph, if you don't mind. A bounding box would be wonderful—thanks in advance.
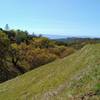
[0,0,100,37]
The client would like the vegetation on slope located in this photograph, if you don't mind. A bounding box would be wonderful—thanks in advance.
[0,44,99,100]
[0,29,75,83]
[0,27,100,83]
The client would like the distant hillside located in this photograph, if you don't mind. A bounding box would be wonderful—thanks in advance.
[54,37,100,50]
[55,37,100,43]
[0,44,100,100]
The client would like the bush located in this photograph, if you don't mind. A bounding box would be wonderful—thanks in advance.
[25,48,57,69]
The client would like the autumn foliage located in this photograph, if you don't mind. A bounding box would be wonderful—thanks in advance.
[0,29,76,82]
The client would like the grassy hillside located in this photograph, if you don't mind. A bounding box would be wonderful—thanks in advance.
[0,44,100,100]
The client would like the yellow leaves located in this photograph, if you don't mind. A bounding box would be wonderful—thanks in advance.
[32,37,55,48]
[10,37,75,71]
[11,43,18,49]
[0,31,10,46]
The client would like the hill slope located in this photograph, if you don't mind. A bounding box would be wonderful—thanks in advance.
[0,44,100,100]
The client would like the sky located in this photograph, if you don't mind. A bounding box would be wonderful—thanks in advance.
[0,0,100,37]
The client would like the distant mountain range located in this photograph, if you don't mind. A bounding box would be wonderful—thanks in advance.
[41,33,100,39]
[41,33,67,39]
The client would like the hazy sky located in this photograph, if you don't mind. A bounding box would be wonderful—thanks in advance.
[0,0,100,37]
